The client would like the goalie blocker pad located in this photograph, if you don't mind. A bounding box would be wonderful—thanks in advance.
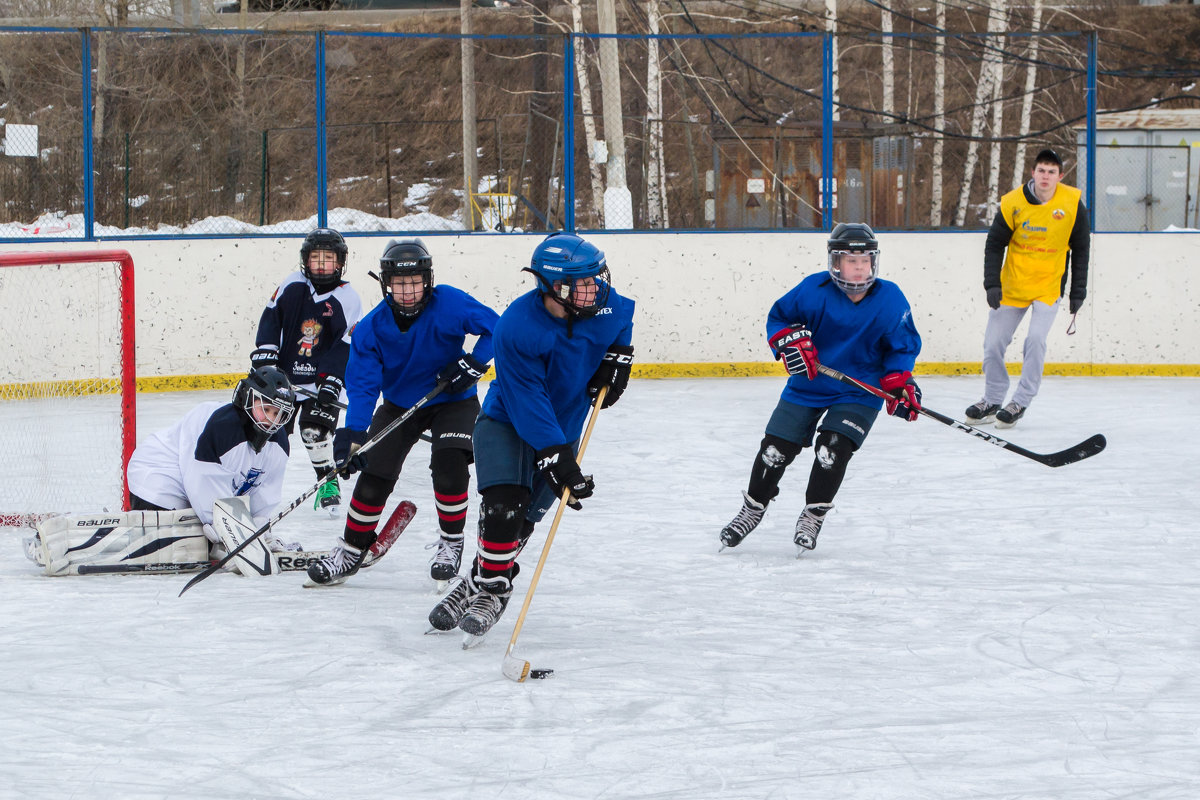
[211,497,279,578]
[36,509,210,577]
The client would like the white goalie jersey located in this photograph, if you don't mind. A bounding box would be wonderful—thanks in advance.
[125,401,291,528]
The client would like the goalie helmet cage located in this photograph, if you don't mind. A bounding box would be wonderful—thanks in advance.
[0,249,136,528]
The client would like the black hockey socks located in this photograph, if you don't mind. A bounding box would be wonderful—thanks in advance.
[431,448,470,537]
[746,434,803,506]
[804,430,856,506]
[342,473,396,550]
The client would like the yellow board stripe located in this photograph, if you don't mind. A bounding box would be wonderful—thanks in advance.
[2,361,1197,398]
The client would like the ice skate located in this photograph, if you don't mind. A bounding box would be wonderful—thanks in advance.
[428,534,464,591]
[794,503,833,556]
[994,402,1026,429]
[314,478,341,518]
[427,576,471,633]
[964,400,1000,425]
[719,491,766,551]
[459,585,511,647]
[303,538,366,587]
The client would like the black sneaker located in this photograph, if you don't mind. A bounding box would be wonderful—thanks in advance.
[995,402,1026,429]
[964,400,1000,424]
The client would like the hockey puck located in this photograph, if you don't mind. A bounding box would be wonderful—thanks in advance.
[529,669,554,680]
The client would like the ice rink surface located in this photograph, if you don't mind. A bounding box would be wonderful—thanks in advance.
[2,375,1198,800]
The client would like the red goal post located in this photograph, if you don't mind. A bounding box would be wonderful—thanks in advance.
[0,249,136,528]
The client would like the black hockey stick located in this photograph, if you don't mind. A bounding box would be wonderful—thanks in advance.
[815,363,1106,468]
[178,381,448,596]
[295,385,432,444]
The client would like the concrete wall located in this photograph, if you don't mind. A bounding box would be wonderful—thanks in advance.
[5,231,1198,385]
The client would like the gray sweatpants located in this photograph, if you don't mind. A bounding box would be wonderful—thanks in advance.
[981,300,1059,408]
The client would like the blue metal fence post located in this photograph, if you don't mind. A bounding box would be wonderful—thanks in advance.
[821,32,834,231]
[316,31,328,229]
[1086,31,1097,222]
[563,32,576,232]
[82,28,95,238]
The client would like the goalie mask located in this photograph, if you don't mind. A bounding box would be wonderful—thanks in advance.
[300,228,348,291]
[525,232,611,320]
[379,238,434,321]
[234,366,297,451]
[827,222,879,296]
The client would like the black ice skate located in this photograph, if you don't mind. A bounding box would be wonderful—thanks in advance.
[794,503,833,555]
[459,585,511,645]
[429,534,464,587]
[994,402,1026,429]
[719,491,766,551]
[427,576,471,632]
[303,538,366,587]
[964,400,1000,425]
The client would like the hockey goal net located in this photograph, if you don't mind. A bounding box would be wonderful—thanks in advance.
[0,250,136,529]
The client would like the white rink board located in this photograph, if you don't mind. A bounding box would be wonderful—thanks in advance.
[4,232,1197,378]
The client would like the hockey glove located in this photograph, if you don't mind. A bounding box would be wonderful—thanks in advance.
[880,371,922,422]
[436,353,487,394]
[250,346,279,369]
[334,428,370,477]
[986,287,1002,310]
[299,375,343,433]
[535,444,594,510]
[769,325,819,379]
[1069,296,1084,314]
[587,344,634,409]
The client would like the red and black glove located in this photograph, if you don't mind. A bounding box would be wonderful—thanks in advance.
[880,371,922,422]
[769,325,818,379]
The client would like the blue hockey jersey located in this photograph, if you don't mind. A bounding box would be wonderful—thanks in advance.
[481,287,636,452]
[344,285,499,432]
[255,272,363,390]
[767,274,921,410]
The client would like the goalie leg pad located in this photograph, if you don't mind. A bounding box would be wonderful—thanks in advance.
[36,509,209,577]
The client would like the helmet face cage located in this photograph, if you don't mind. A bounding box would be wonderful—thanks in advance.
[528,233,611,319]
[826,222,879,295]
[234,368,296,439]
[301,228,348,289]
[379,239,434,318]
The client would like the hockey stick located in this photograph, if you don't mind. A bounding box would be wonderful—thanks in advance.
[178,382,447,596]
[501,386,608,683]
[295,386,433,443]
[815,363,1106,468]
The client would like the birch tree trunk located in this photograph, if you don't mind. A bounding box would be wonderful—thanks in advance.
[985,23,1009,221]
[931,1,946,226]
[569,0,605,228]
[881,7,894,119]
[953,0,1007,227]
[1013,0,1044,188]
[645,0,668,228]
[825,0,839,121]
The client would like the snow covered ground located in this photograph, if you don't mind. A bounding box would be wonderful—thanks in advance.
[2,375,1198,799]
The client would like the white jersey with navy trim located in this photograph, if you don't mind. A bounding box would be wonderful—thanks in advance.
[125,401,291,527]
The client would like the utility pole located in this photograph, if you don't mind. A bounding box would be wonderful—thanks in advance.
[461,0,480,230]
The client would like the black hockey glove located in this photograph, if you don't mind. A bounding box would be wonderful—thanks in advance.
[986,287,1002,310]
[535,444,594,510]
[587,344,634,408]
[250,346,279,369]
[436,353,487,394]
[299,375,344,433]
[880,371,922,422]
[334,428,370,477]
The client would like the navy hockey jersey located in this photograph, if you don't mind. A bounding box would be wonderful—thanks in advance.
[255,271,363,390]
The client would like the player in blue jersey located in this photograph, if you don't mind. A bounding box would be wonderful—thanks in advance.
[428,232,636,639]
[305,239,500,588]
[251,228,363,516]
[719,222,922,556]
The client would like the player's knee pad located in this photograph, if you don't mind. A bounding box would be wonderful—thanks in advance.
[814,430,856,471]
[352,472,397,508]
[300,425,332,445]
[749,434,803,504]
[430,447,470,490]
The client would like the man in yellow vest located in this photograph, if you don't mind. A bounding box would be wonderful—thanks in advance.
[965,148,1090,429]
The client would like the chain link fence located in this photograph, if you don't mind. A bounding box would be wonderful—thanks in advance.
[0,25,1121,240]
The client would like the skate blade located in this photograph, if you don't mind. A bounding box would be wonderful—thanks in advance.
[461,632,488,650]
[434,579,451,593]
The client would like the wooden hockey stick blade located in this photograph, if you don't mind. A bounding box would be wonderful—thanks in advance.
[501,645,532,682]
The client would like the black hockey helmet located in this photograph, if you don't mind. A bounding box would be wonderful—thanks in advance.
[379,238,434,319]
[300,228,348,291]
[827,222,879,295]
[233,366,297,451]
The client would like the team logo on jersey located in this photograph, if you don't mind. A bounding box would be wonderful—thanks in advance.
[1052,208,1066,219]
[298,319,323,357]
[233,468,264,497]
[322,301,334,318]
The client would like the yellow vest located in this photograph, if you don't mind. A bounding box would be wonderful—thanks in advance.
[998,182,1080,306]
